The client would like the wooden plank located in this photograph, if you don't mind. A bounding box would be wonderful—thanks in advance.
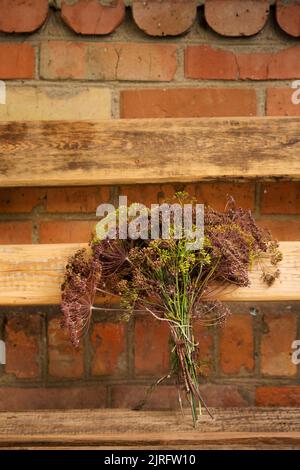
[0,242,298,305]
[0,243,83,305]
[0,408,300,449]
[0,117,300,187]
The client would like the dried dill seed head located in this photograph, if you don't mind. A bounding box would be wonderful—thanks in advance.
[92,239,131,277]
[61,196,282,347]
[61,194,281,424]
[204,202,281,289]
[262,268,281,287]
[61,248,101,347]
[62,192,282,424]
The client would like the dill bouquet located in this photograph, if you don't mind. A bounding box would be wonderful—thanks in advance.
[61,194,281,426]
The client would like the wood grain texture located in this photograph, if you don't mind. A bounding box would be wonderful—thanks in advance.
[0,117,300,187]
[0,408,300,449]
[0,242,298,305]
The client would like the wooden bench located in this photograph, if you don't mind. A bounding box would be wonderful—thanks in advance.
[0,117,300,449]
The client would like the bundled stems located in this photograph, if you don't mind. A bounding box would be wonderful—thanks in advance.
[170,320,213,425]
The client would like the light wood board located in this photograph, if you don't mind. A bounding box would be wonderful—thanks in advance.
[0,242,298,305]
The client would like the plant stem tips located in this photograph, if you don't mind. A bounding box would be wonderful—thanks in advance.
[61,193,281,426]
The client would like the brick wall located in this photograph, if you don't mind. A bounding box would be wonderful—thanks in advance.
[0,1,300,410]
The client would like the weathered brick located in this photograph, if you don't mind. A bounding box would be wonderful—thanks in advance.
[41,41,85,79]
[61,0,125,35]
[121,88,257,118]
[185,45,238,80]
[236,52,270,80]
[261,313,297,377]
[119,182,255,210]
[261,182,300,215]
[201,384,254,407]
[0,0,48,33]
[0,188,46,214]
[48,318,84,379]
[238,47,300,80]
[0,386,107,411]
[46,187,111,213]
[39,220,97,243]
[91,322,126,376]
[185,46,300,81]
[266,88,300,116]
[132,0,197,36]
[256,386,300,406]
[268,46,300,79]
[5,314,41,379]
[0,187,111,215]
[135,315,170,376]
[204,0,270,37]
[276,0,300,37]
[118,184,176,207]
[193,324,214,376]
[111,383,253,409]
[0,221,32,244]
[41,41,177,81]
[111,385,181,410]
[187,182,255,211]
[258,219,300,241]
[0,44,35,79]
[219,315,254,375]
[0,86,111,121]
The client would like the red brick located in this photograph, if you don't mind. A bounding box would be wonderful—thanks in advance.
[135,315,170,375]
[219,315,254,375]
[0,186,109,216]
[39,220,96,243]
[121,88,257,118]
[41,41,177,81]
[187,182,255,211]
[0,386,107,411]
[0,188,46,213]
[0,44,35,79]
[204,0,270,37]
[193,324,214,376]
[276,0,300,37]
[48,318,84,379]
[236,52,271,80]
[261,182,300,215]
[61,0,125,35]
[268,46,300,79]
[266,88,300,116]
[41,41,85,80]
[5,314,41,379]
[119,182,254,210]
[111,383,253,409]
[261,313,297,377]
[132,0,197,36]
[185,45,237,80]
[119,184,176,208]
[256,386,300,406]
[111,385,181,410]
[0,0,48,33]
[186,46,300,81]
[258,219,300,241]
[46,187,111,213]
[201,384,254,407]
[239,47,300,80]
[0,221,32,244]
[91,322,126,376]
